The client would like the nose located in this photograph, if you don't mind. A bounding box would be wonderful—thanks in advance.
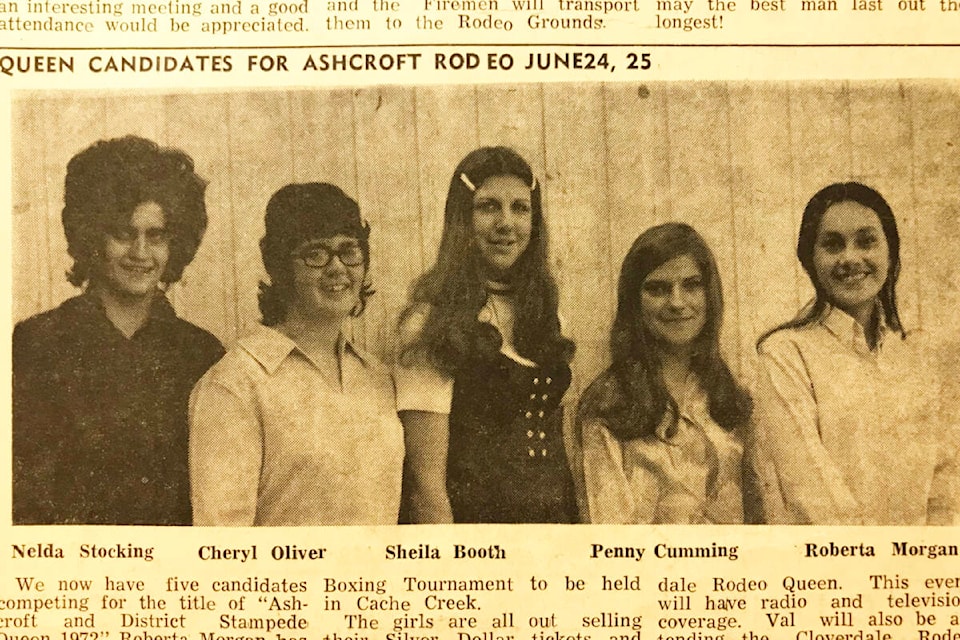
[667,285,686,309]
[129,233,149,259]
[325,253,349,273]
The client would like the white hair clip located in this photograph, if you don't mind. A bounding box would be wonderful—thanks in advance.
[530,177,538,191]
[460,173,476,192]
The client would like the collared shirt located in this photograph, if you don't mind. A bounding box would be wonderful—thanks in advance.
[581,379,744,524]
[189,325,404,526]
[12,293,224,525]
[748,304,960,525]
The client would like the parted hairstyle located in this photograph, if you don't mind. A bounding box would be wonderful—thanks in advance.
[62,135,208,287]
[578,223,752,441]
[399,146,574,372]
[258,182,373,327]
[757,181,905,347]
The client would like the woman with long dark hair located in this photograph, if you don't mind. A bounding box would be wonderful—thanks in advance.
[578,223,752,524]
[748,182,960,524]
[396,146,576,523]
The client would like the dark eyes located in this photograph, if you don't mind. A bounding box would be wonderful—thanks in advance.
[108,227,171,244]
[818,232,879,253]
[474,199,531,214]
[643,277,703,297]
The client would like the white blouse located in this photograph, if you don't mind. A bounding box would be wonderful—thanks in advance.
[581,378,744,524]
[747,304,960,525]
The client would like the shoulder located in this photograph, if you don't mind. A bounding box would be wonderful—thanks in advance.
[194,339,267,397]
[577,370,620,421]
[398,303,434,349]
[13,297,88,366]
[757,325,813,360]
[167,317,226,362]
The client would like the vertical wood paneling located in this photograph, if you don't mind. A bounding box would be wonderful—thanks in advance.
[164,93,235,344]
[542,83,611,400]
[787,81,851,310]
[12,100,48,322]
[226,91,293,339]
[413,85,479,275]
[604,83,672,274]
[727,83,797,379]
[848,81,918,329]
[352,87,421,359]
[665,82,743,373]
[908,81,960,334]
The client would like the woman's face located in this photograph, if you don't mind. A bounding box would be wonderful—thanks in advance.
[813,200,889,321]
[639,254,707,351]
[289,234,366,323]
[471,174,533,278]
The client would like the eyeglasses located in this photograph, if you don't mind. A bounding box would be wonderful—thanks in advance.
[292,243,365,269]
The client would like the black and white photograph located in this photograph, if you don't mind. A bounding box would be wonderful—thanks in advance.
[11,81,960,527]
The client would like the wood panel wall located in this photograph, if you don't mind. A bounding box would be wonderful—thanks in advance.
[13,82,960,410]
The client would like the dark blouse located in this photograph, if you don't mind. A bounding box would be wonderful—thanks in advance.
[12,293,224,525]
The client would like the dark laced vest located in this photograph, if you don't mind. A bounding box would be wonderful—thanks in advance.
[447,352,577,523]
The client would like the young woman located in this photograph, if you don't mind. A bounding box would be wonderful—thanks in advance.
[748,182,960,525]
[189,183,404,525]
[396,146,577,523]
[578,223,752,524]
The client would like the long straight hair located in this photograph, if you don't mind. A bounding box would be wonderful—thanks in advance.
[400,146,574,372]
[757,182,905,347]
[578,223,751,441]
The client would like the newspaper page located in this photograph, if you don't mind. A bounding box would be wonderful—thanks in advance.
[2,3,960,640]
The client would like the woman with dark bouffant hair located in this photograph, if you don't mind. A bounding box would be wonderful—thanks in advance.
[396,146,576,523]
[578,223,752,524]
[748,182,960,525]
[189,183,403,526]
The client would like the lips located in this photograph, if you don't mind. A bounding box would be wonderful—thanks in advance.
[119,263,156,276]
[320,281,352,294]
[832,265,873,285]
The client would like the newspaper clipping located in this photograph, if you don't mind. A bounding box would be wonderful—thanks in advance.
[2,2,960,640]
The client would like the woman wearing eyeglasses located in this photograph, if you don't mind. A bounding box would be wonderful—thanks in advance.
[188,183,404,525]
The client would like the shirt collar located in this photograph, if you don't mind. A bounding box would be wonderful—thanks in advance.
[818,301,887,355]
[73,290,178,331]
[238,325,369,375]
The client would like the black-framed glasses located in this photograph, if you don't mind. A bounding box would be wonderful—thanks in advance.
[292,243,365,269]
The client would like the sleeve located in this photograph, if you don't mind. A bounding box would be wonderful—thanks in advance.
[12,323,58,524]
[581,419,656,523]
[751,336,861,524]
[394,306,454,414]
[188,368,263,526]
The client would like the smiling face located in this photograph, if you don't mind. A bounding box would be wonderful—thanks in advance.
[813,200,889,323]
[639,254,707,352]
[471,174,533,279]
[289,234,366,323]
[96,201,170,301]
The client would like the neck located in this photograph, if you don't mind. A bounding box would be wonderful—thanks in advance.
[844,299,881,348]
[659,347,693,400]
[90,284,156,339]
[278,312,343,362]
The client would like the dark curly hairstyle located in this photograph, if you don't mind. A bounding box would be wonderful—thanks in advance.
[258,182,373,327]
[399,146,574,373]
[62,135,207,287]
[578,223,752,441]
[757,181,904,347]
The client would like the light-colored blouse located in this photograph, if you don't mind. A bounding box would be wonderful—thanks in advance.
[747,304,960,525]
[189,325,404,526]
[581,379,744,524]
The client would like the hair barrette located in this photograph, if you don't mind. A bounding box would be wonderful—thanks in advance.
[530,177,538,191]
[460,173,476,192]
